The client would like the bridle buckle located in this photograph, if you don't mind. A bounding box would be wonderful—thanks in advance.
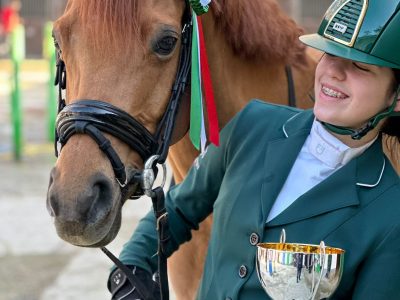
[141,155,167,197]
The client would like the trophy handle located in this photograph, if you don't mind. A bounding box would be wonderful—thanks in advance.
[311,241,326,300]
[280,228,286,244]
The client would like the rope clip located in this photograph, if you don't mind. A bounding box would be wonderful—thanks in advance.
[141,155,167,197]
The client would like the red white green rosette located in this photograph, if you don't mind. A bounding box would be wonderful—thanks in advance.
[189,0,211,15]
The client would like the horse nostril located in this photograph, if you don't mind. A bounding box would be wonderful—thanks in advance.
[86,174,115,222]
[47,169,58,217]
[46,170,116,222]
[47,193,58,217]
[93,181,113,209]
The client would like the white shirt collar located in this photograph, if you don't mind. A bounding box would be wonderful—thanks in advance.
[307,120,377,168]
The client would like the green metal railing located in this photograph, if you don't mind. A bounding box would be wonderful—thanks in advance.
[43,21,57,142]
[7,22,56,160]
[10,24,25,161]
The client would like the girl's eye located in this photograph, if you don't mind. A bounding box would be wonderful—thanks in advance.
[353,62,370,72]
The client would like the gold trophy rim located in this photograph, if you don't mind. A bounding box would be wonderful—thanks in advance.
[257,242,345,255]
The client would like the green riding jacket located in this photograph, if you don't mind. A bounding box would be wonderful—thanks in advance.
[119,100,400,299]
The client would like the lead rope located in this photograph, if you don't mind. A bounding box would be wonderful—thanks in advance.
[101,247,153,300]
[142,155,170,300]
[141,155,169,300]
[151,187,170,300]
[101,155,169,300]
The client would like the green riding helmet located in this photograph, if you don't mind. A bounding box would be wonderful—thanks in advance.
[299,0,400,140]
[300,0,400,69]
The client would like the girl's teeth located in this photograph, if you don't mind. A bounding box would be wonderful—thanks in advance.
[322,86,347,98]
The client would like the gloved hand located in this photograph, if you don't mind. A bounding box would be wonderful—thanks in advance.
[108,265,160,300]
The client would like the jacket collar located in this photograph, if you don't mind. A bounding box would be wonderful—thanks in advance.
[262,110,387,227]
[282,109,313,138]
[282,109,386,187]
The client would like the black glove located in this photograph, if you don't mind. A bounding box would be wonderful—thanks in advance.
[108,265,160,300]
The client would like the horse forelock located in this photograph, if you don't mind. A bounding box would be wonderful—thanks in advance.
[211,0,308,67]
[71,0,147,55]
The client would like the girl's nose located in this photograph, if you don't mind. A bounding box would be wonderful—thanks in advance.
[323,54,347,81]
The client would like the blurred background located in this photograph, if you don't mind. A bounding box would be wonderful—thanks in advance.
[0,0,333,299]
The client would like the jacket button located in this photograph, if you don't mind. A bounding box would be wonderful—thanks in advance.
[249,232,259,246]
[238,265,248,278]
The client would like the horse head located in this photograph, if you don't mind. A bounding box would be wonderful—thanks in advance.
[47,0,191,247]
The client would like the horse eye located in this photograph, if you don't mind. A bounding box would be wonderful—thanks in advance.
[52,36,63,60]
[53,39,60,50]
[153,36,178,55]
[52,32,60,49]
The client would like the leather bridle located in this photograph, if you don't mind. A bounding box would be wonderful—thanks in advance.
[53,2,192,300]
[54,4,192,198]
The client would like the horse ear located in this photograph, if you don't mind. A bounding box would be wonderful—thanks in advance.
[170,91,191,145]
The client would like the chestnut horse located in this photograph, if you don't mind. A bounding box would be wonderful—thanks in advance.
[47,0,318,299]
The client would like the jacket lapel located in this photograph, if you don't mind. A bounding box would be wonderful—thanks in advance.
[266,136,386,227]
[260,110,313,220]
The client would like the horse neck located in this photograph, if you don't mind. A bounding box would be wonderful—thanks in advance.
[201,13,316,128]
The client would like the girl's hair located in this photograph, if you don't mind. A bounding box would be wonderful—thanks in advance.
[382,68,400,172]
[393,68,400,91]
[381,68,400,138]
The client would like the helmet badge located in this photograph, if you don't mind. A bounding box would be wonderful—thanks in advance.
[323,0,368,47]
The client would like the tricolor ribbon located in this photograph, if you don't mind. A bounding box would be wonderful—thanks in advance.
[190,10,220,151]
[190,15,203,150]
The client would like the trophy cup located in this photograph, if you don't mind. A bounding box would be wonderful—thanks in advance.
[256,230,345,300]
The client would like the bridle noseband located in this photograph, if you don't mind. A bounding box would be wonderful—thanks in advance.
[56,100,158,186]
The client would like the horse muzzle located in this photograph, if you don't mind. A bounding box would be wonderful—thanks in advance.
[46,166,143,247]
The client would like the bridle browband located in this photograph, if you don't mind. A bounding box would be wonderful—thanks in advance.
[53,2,192,300]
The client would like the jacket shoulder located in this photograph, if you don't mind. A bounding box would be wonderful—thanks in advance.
[242,99,303,119]
[220,100,310,151]
[230,99,304,134]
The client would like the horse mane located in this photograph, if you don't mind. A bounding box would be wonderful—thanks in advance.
[211,0,308,67]
[71,0,146,55]
[69,0,308,65]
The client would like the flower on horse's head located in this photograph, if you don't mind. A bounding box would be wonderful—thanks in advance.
[189,0,211,15]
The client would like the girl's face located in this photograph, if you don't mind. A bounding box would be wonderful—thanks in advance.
[314,54,397,132]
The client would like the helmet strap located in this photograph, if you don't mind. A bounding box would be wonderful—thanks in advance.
[320,86,400,140]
